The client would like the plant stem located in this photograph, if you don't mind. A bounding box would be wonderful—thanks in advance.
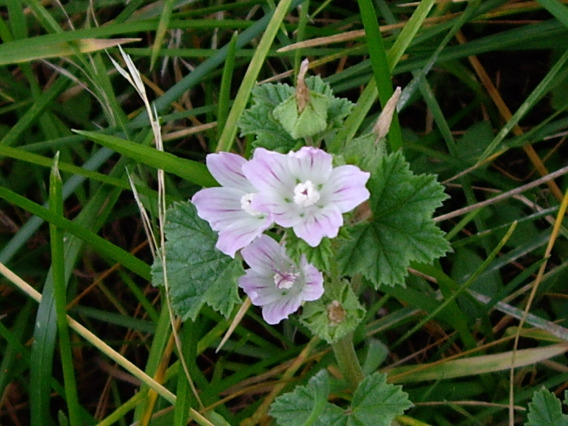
[328,250,365,390]
[332,332,365,390]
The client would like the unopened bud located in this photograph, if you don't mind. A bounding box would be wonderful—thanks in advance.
[296,58,310,113]
[373,86,401,143]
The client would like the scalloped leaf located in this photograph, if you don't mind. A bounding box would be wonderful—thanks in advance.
[238,103,298,152]
[151,201,242,321]
[349,372,413,425]
[270,370,345,426]
[526,388,568,426]
[237,76,353,151]
[338,151,450,287]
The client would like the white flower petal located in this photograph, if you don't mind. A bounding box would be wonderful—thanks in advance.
[206,152,252,189]
[262,297,302,325]
[192,187,246,230]
[286,146,332,182]
[216,214,272,257]
[325,165,370,212]
[239,272,283,305]
[292,207,343,247]
[237,235,324,324]
[241,232,282,273]
[243,148,295,193]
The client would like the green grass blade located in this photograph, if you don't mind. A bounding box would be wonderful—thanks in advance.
[215,0,295,152]
[0,144,131,189]
[0,185,151,280]
[149,8,300,117]
[30,275,57,425]
[49,153,81,425]
[0,147,116,263]
[386,0,437,67]
[22,0,63,34]
[329,0,437,153]
[393,221,518,348]
[0,77,68,147]
[150,0,175,70]
[0,37,139,65]
[216,31,238,142]
[74,130,216,187]
[477,47,568,163]
[0,300,34,399]
[132,301,173,421]
[357,0,402,150]
[536,0,568,28]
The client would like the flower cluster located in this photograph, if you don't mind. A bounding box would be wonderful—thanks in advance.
[192,146,370,323]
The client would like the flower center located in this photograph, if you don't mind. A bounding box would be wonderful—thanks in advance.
[240,193,263,216]
[273,269,300,290]
[293,180,320,207]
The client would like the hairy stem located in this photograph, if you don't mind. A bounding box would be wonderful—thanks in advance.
[332,332,365,390]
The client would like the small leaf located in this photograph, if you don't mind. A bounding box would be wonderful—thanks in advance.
[526,387,568,426]
[300,280,366,345]
[237,76,353,151]
[273,92,330,139]
[338,151,451,287]
[251,82,295,107]
[342,133,386,173]
[151,201,242,321]
[238,103,297,152]
[285,231,333,272]
[348,372,412,426]
[270,370,345,426]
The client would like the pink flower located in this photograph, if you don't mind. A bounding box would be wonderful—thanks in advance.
[239,235,324,324]
[192,152,272,257]
[243,147,370,247]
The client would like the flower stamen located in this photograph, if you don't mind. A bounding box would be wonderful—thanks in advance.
[240,193,263,216]
[293,180,320,207]
[273,270,300,290]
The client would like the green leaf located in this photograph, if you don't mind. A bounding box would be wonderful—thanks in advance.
[237,82,297,151]
[270,370,412,426]
[151,201,243,321]
[285,231,333,272]
[238,103,298,152]
[307,76,354,128]
[252,82,295,107]
[270,370,345,426]
[338,151,451,287]
[526,387,568,426]
[348,372,412,425]
[273,91,330,139]
[238,76,353,151]
[342,133,386,173]
[300,280,366,345]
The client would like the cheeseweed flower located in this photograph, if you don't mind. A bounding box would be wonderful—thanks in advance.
[192,152,272,257]
[239,235,324,324]
[243,147,370,247]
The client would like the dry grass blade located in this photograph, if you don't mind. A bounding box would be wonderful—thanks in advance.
[434,164,568,222]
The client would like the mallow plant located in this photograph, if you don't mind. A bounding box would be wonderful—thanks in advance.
[152,59,451,424]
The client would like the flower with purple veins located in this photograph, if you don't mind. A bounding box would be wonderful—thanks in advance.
[242,147,370,247]
[191,152,272,258]
[239,235,324,324]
